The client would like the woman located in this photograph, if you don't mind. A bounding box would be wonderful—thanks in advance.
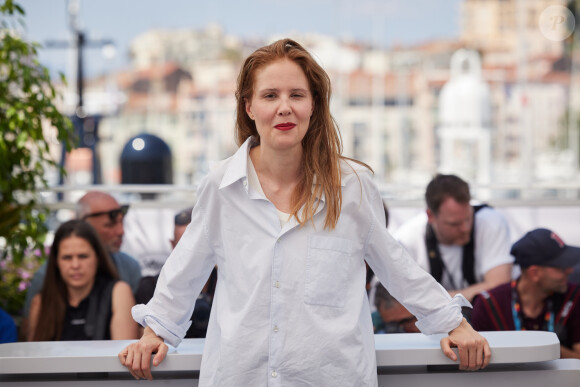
[119,39,490,385]
[28,220,139,341]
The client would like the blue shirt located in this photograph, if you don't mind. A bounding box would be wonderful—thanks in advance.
[0,307,17,343]
[110,251,141,294]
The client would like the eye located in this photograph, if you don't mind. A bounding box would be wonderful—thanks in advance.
[104,220,119,228]
[263,93,276,99]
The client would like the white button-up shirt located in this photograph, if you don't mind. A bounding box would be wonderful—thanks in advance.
[393,209,513,290]
[133,137,469,387]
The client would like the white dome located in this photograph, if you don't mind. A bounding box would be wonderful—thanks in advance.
[439,49,491,128]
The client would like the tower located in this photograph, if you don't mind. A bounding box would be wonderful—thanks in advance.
[438,49,492,185]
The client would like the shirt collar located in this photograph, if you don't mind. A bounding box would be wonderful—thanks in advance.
[219,137,255,190]
[218,136,347,195]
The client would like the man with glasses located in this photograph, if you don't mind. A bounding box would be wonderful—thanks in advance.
[77,192,130,255]
[23,191,142,320]
[76,191,141,292]
[372,283,419,334]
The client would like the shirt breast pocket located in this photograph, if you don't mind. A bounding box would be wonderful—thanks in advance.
[304,235,354,308]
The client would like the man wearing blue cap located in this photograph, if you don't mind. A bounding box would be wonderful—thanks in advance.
[471,228,580,359]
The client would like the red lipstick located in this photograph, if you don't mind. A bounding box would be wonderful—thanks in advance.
[275,123,296,131]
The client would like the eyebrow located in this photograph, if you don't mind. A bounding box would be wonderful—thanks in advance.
[258,88,309,93]
[60,252,90,258]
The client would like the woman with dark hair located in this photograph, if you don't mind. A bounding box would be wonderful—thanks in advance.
[120,39,490,385]
[28,220,138,341]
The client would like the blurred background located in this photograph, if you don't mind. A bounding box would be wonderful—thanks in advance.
[5,0,579,238]
[0,0,578,313]
[2,0,580,333]
[15,0,579,191]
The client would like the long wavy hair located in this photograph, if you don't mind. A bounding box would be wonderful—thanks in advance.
[33,220,118,341]
[235,38,371,229]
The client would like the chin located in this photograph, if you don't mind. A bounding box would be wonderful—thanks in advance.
[456,236,471,246]
[67,280,87,288]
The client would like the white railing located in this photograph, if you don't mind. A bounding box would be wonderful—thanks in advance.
[38,182,580,210]
[0,331,578,386]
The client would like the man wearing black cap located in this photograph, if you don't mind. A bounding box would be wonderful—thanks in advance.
[471,228,580,358]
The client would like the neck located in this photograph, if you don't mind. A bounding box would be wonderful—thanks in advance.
[67,279,95,307]
[517,276,548,318]
[250,145,303,185]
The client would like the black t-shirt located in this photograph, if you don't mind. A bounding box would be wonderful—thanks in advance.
[60,276,114,341]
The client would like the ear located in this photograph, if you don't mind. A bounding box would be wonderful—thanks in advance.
[526,265,542,282]
[426,208,435,224]
[245,99,254,120]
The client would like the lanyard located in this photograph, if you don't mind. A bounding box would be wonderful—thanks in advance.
[510,280,554,332]
[440,260,458,290]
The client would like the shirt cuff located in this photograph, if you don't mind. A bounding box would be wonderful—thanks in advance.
[132,304,192,348]
[415,294,472,335]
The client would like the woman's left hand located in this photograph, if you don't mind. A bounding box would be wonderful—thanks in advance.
[440,318,491,371]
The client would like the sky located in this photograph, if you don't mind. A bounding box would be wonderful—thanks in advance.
[13,0,462,78]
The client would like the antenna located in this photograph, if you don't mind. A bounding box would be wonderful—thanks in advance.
[44,0,115,185]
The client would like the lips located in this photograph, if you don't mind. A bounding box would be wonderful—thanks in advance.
[274,123,296,131]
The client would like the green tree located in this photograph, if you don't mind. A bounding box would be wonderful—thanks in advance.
[0,0,75,264]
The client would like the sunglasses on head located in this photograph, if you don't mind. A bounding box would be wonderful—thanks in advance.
[82,205,129,222]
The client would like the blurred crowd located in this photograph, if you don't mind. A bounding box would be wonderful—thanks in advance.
[2,174,579,359]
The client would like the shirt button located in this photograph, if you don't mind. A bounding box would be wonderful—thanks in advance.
[274,281,280,288]
[243,179,247,186]
[271,371,278,378]
[273,325,279,333]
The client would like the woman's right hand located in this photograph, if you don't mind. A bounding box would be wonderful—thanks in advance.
[118,326,169,380]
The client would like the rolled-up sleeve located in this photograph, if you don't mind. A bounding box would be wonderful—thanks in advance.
[414,294,470,334]
[132,304,190,347]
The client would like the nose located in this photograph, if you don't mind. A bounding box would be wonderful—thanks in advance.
[71,257,81,268]
[277,97,291,116]
[112,215,125,235]
[459,219,471,233]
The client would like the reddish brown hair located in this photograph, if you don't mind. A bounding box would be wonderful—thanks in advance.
[235,38,370,228]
